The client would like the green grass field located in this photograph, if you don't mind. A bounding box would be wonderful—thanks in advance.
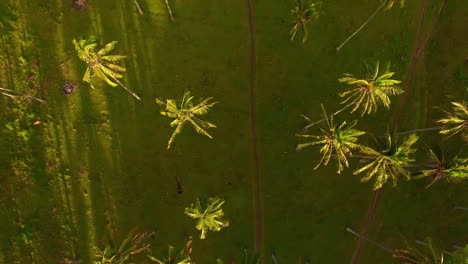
[0,0,466,263]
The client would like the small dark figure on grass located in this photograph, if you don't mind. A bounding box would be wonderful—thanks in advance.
[72,0,88,11]
[63,83,77,95]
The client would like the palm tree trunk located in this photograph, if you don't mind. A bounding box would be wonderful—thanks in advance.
[164,0,175,21]
[108,76,141,100]
[454,206,468,211]
[336,0,387,52]
[346,227,394,254]
[397,126,443,135]
[271,253,279,264]
[133,0,144,15]
[0,87,46,104]
[303,101,355,131]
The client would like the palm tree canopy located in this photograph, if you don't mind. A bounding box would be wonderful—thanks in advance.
[289,0,320,43]
[437,101,468,141]
[184,197,229,239]
[413,147,468,188]
[147,238,193,264]
[338,61,403,116]
[73,37,127,88]
[297,109,366,174]
[156,91,217,149]
[354,133,418,190]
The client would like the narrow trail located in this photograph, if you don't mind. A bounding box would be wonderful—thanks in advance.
[245,0,264,254]
[349,0,449,262]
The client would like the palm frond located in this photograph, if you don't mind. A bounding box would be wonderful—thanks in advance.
[437,101,468,141]
[147,237,193,264]
[94,229,153,264]
[98,41,117,56]
[393,238,444,264]
[386,0,405,10]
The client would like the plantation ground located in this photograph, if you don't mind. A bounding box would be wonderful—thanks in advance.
[0,0,466,263]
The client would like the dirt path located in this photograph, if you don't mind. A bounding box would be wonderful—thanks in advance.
[349,0,447,262]
[245,0,263,254]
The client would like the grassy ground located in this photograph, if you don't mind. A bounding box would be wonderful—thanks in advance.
[0,0,466,263]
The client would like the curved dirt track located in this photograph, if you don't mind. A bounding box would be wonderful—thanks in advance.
[245,0,264,254]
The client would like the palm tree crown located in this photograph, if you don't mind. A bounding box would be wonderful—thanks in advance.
[156,91,217,149]
[414,147,468,188]
[73,37,127,88]
[437,101,468,141]
[354,133,418,190]
[338,61,403,116]
[184,197,229,239]
[73,37,141,100]
[297,108,366,174]
[289,0,319,43]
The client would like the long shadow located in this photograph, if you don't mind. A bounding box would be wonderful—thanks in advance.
[0,1,87,262]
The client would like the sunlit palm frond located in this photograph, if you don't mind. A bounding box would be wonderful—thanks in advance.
[101,55,127,62]
[184,197,229,239]
[94,229,153,264]
[296,108,366,173]
[393,238,444,264]
[147,238,193,264]
[338,61,403,116]
[156,91,217,149]
[386,0,405,10]
[354,133,418,190]
[97,41,117,56]
[437,101,468,141]
[289,0,320,43]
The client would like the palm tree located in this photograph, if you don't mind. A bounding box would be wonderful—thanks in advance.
[156,91,217,149]
[413,147,468,188]
[336,0,405,51]
[147,237,192,264]
[289,0,319,43]
[346,227,446,264]
[94,229,153,264]
[353,133,418,190]
[73,37,141,100]
[184,197,229,239]
[338,61,403,116]
[437,101,467,141]
[296,107,366,174]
